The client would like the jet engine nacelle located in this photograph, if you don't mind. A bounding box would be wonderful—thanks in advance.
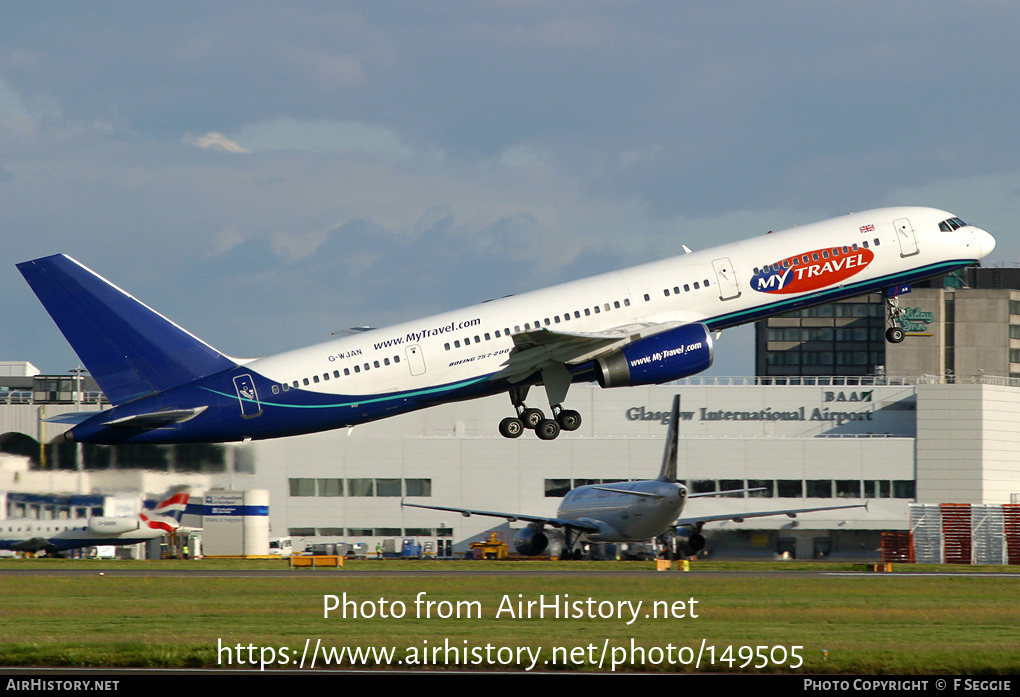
[512,525,549,556]
[674,527,706,556]
[595,323,714,388]
[87,517,141,535]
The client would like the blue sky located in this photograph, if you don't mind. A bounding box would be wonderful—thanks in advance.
[2,2,1018,377]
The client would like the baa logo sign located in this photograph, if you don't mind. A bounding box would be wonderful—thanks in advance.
[751,247,874,294]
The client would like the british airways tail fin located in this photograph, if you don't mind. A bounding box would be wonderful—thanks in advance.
[17,254,237,405]
[139,486,191,532]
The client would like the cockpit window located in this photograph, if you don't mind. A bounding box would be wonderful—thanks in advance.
[938,217,967,232]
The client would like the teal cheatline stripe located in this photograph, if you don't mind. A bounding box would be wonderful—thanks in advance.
[202,374,492,409]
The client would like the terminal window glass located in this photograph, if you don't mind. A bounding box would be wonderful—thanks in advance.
[317,479,343,497]
[747,480,774,497]
[318,528,344,536]
[289,528,315,536]
[835,480,861,498]
[719,479,744,497]
[405,479,432,497]
[806,480,832,498]
[289,478,316,497]
[691,480,716,494]
[347,528,373,536]
[374,528,401,536]
[405,528,433,537]
[375,479,402,497]
[573,479,599,488]
[347,479,374,497]
[893,480,916,499]
[545,479,571,497]
[436,527,454,538]
[777,480,803,498]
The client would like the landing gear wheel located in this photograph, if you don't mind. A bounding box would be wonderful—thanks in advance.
[885,326,905,344]
[535,419,561,440]
[499,417,525,439]
[556,409,582,431]
[521,408,545,429]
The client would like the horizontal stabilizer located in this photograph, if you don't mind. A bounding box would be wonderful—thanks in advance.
[42,411,99,425]
[591,485,664,499]
[18,254,237,405]
[102,407,207,429]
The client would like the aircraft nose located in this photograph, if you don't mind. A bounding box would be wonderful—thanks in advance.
[972,228,996,258]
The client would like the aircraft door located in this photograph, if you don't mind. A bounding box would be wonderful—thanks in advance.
[711,257,741,300]
[894,218,919,257]
[232,374,263,418]
[405,345,427,376]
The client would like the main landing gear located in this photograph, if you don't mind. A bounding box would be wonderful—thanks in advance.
[498,383,582,440]
[884,292,906,344]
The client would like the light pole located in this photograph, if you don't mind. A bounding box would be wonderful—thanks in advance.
[69,366,87,493]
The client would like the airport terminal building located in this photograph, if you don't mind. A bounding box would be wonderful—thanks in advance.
[3,360,1019,560]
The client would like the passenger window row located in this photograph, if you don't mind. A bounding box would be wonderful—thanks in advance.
[442,298,633,351]
[752,239,879,276]
[271,355,404,394]
[660,276,711,298]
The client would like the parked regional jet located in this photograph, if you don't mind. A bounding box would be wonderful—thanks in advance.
[18,207,993,444]
[404,396,864,558]
[0,487,190,555]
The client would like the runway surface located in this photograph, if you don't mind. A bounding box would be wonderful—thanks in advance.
[1,566,1016,578]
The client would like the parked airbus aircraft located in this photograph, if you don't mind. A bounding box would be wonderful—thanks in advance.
[18,207,993,444]
[404,396,865,558]
[0,487,190,556]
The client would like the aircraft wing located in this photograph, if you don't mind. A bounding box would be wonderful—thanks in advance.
[401,501,603,534]
[2,537,55,554]
[495,322,684,383]
[674,502,867,527]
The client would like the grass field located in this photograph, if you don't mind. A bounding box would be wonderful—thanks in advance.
[1,559,1018,674]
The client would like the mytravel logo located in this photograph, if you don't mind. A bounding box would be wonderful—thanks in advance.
[751,247,874,295]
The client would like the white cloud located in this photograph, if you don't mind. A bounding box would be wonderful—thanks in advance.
[189,131,248,153]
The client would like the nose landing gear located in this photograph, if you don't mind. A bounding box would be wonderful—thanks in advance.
[884,291,906,344]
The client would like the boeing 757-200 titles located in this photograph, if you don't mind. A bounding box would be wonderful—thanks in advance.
[404,396,865,558]
[18,207,993,444]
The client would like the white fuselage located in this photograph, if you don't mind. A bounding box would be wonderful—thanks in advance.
[0,518,164,553]
[248,207,992,401]
[558,481,688,543]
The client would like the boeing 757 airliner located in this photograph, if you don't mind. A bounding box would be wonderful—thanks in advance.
[18,207,993,444]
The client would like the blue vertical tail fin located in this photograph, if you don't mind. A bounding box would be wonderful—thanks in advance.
[657,395,680,482]
[17,254,237,405]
